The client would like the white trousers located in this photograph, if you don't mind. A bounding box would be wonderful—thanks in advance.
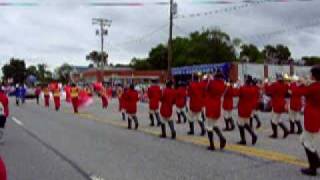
[205,118,219,131]
[271,112,283,124]
[300,131,319,153]
[188,111,201,122]
[238,117,250,126]
[289,110,301,122]
[223,110,232,119]
[160,115,173,124]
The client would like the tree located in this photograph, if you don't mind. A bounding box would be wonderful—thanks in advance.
[130,57,152,70]
[275,44,291,64]
[37,64,53,83]
[86,50,108,67]
[130,29,238,70]
[302,56,320,66]
[26,65,39,77]
[240,44,262,63]
[2,58,26,84]
[55,63,73,84]
[262,44,291,64]
[147,44,168,70]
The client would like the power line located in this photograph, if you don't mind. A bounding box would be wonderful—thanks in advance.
[112,23,169,46]
[246,17,320,44]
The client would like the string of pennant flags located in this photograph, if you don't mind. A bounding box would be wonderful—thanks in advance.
[174,0,316,19]
[247,17,320,43]
[0,0,315,7]
[108,17,320,54]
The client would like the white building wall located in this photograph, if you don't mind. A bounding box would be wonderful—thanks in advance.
[237,63,311,80]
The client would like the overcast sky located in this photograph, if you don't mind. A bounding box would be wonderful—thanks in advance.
[1,0,320,69]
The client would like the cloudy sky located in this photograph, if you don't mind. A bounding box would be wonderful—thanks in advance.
[0,0,320,69]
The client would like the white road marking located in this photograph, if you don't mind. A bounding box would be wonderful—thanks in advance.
[90,175,105,180]
[12,117,24,126]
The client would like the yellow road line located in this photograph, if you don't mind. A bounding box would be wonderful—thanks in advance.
[65,110,308,168]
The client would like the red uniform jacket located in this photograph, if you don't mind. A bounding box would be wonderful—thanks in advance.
[265,81,288,113]
[289,83,304,112]
[235,85,256,118]
[35,87,41,96]
[160,87,176,118]
[0,157,6,180]
[175,87,187,109]
[205,79,226,119]
[126,89,139,114]
[302,82,320,133]
[223,86,234,111]
[188,81,206,113]
[252,85,261,110]
[147,85,161,110]
[100,89,108,108]
[0,92,9,117]
[119,90,127,111]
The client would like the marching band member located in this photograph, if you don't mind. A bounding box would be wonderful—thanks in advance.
[288,76,304,134]
[0,88,9,144]
[126,84,139,130]
[100,87,109,109]
[300,65,320,176]
[147,80,162,126]
[175,82,187,124]
[234,75,258,146]
[43,85,50,108]
[53,87,61,111]
[159,80,177,139]
[70,83,79,113]
[250,79,262,129]
[65,85,71,103]
[265,74,290,139]
[205,71,227,150]
[222,81,235,131]
[118,86,127,121]
[187,74,206,136]
[35,86,41,105]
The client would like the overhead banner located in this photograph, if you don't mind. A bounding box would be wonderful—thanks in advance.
[172,63,230,76]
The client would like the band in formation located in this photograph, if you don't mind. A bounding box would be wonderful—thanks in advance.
[0,65,319,176]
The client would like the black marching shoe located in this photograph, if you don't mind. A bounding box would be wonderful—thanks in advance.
[155,112,161,127]
[289,121,295,134]
[182,112,187,123]
[254,115,261,129]
[213,127,226,150]
[176,112,182,124]
[269,122,278,139]
[237,125,246,145]
[127,118,132,129]
[159,123,167,138]
[223,118,230,131]
[207,131,215,151]
[244,124,257,145]
[122,112,126,121]
[249,118,254,129]
[149,113,155,126]
[168,121,176,139]
[296,121,303,135]
[187,122,195,135]
[133,116,139,130]
[279,122,289,138]
[229,118,235,131]
[199,121,206,136]
[301,147,319,176]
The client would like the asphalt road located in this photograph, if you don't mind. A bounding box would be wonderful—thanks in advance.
[0,97,319,180]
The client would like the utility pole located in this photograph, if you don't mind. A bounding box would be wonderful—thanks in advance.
[167,0,176,79]
[92,18,112,68]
